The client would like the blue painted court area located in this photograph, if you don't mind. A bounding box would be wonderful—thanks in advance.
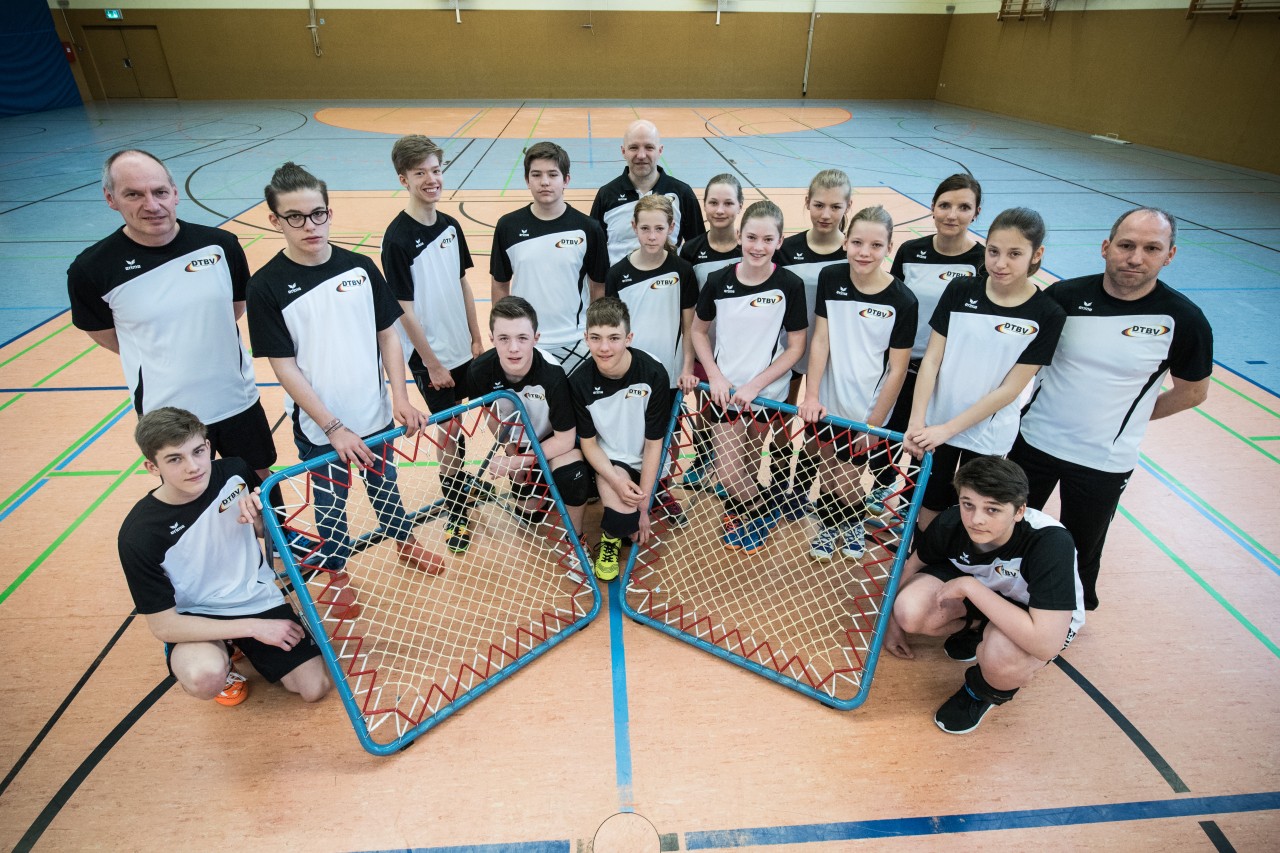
[1,99,1277,389]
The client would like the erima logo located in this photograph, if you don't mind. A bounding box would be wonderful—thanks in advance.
[185,253,221,272]
[916,250,928,259]
[625,387,650,399]
[939,270,967,282]
[697,251,708,259]
[860,307,893,319]
[1079,301,1093,312]
[592,386,603,396]
[415,238,424,248]
[218,483,247,513]
[1123,324,1170,338]
[336,275,366,292]
[724,286,735,295]
[750,295,783,307]
[836,287,848,296]
[622,275,632,283]
[125,259,141,271]
[523,391,546,401]
[287,283,301,294]
[793,251,805,261]
[440,235,455,249]
[958,551,970,564]
[964,299,980,310]
[519,229,529,237]
[617,194,628,201]
[555,237,584,248]
[995,321,1037,336]
[649,276,678,290]
[169,522,185,536]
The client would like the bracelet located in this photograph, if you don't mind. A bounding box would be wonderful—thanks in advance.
[322,418,343,436]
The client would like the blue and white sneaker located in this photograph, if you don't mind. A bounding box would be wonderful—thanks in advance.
[776,488,812,522]
[840,520,866,559]
[864,485,895,515]
[725,508,781,553]
[809,525,839,561]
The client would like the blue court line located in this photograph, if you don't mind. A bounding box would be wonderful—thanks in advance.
[0,480,46,523]
[54,406,133,471]
[608,580,636,812]
[682,791,1280,848]
[0,308,69,350]
[337,841,568,853]
[586,109,593,167]
[1137,457,1280,577]
[1215,359,1280,402]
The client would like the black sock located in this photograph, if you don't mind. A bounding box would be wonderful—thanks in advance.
[965,664,1019,705]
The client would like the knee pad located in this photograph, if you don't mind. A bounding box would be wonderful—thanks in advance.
[509,475,542,502]
[552,460,593,506]
[601,507,641,538]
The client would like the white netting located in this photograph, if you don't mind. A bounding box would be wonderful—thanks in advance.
[626,388,924,705]
[269,397,597,748]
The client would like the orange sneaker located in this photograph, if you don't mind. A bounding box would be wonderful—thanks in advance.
[397,538,446,575]
[215,669,249,707]
[229,645,245,663]
[331,584,362,620]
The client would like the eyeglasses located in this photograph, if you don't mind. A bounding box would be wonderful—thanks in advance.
[276,208,331,228]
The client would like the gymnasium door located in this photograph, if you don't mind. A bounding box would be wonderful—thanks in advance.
[82,26,177,99]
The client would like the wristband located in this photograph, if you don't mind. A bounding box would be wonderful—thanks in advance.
[323,418,343,437]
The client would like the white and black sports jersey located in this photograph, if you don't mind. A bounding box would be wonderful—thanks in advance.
[927,276,1066,455]
[590,167,706,265]
[569,349,670,469]
[490,204,608,350]
[695,265,808,405]
[247,247,402,445]
[890,235,986,360]
[469,347,575,448]
[679,235,741,289]
[779,232,846,375]
[118,458,281,616]
[915,505,1085,640]
[67,221,258,422]
[1020,275,1213,473]
[381,210,475,372]
[605,253,698,386]
[814,266,918,423]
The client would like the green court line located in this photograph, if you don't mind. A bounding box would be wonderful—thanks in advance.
[1211,375,1280,419]
[500,106,546,196]
[241,233,264,250]
[1140,452,1280,566]
[453,106,491,138]
[1192,407,1280,464]
[0,456,146,607]
[33,344,98,386]
[0,398,132,515]
[1252,435,1280,441]
[46,469,124,478]
[1118,505,1280,661]
[0,322,72,369]
[0,394,23,413]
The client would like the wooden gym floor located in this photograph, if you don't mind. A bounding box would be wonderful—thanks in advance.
[0,101,1277,851]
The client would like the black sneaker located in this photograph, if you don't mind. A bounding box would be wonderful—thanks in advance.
[943,618,987,662]
[934,684,995,734]
[444,514,471,553]
[460,473,497,504]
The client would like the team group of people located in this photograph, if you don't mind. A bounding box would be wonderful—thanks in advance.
[74,118,1212,733]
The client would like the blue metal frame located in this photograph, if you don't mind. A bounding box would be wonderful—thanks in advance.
[262,390,601,755]
[620,383,932,711]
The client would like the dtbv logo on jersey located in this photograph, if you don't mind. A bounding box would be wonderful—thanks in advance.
[995,321,1037,336]
[523,391,546,401]
[649,275,678,290]
[859,307,893,319]
[185,253,222,272]
[750,294,783,307]
[439,235,455,249]
[1122,323,1171,338]
[624,388,650,399]
[555,237,584,249]
[336,275,367,292]
[218,482,247,513]
[938,269,968,282]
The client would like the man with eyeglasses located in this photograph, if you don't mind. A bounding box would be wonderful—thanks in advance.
[68,149,276,480]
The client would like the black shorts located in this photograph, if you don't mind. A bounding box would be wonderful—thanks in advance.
[916,563,1075,652]
[164,602,321,683]
[921,443,986,512]
[609,460,641,484]
[206,400,277,471]
[411,359,476,414]
[806,422,872,466]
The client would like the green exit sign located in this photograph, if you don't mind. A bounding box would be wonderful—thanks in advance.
[105,9,123,19]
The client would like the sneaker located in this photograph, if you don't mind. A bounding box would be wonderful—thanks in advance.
[595,533,622,582]
[864,515,903,532]
[839,520,866,559]
[725,508,780,553]
[679,463,711,492]
[215,669,249,707]
[444,515,472,554]
[658,490,689,528]
[460,473,497,504]
[397,538,446,575]
[944,618,987,662]
[562,537,590,583]
[776,489,812,522]
[510,505,545,532]
[809,525,839,561]
[721,512,740,537]
[935,683,995,734]
[864,485,895,515]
